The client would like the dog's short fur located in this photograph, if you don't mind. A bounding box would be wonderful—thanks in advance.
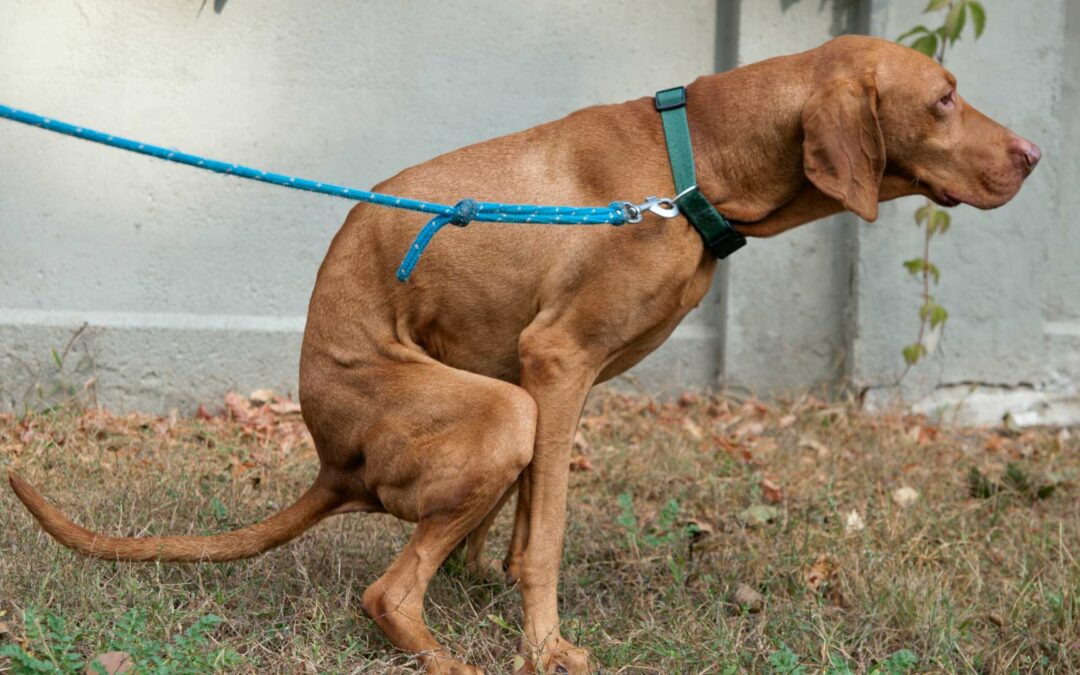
[10,36,1039,674]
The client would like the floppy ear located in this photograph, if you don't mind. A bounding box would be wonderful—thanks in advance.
[802,78,886,222]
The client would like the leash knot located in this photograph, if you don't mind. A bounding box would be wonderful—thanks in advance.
[450,198,477,226]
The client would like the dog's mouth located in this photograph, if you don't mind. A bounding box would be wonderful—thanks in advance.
[929,187,962,208]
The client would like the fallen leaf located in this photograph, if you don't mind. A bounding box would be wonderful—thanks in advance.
[738,504,780,527]
[678,391,702,407]
[224,392,251,421]
[568,455,593,472]
[732,583,764,612]
[778,414,797,428]
[892,486,920,508]
[268,399,302,415]
[681,418,704,440]
[195,404,214,420]
[905,425,922,444]
[984,433,1007,453]
[512,655,528,673]
[734,421,765,439]
[86,652,132,675]
[799,436,831,459]
[803,554,838,593]
[760,477,784,504]
[573,430,589,452]
[250,388,276,404]
[844,509,865,534]
[686,518,715,540]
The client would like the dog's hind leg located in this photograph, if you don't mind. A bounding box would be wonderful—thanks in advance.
[345,360,536,675]
[461,481,515,575]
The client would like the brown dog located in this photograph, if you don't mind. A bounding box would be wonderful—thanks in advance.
[9,35,1039,674]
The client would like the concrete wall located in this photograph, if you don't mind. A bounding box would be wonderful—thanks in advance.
[2,0,1077,420]
[0,0,719,410]
[857,0,1077,424]
[722,0,863,396]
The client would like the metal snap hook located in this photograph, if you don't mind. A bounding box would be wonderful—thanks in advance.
[623,196,681,223]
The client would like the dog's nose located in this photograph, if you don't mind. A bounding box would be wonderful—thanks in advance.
[1010,137,1041,174]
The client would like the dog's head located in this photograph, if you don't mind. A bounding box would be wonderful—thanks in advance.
[801,35,1039,222]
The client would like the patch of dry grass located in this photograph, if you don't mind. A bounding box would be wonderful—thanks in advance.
[1,389,1077,673]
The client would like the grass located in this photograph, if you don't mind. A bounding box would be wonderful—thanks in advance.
[1,389,1077,673]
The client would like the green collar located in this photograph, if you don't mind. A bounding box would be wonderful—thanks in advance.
[654,86,746,259]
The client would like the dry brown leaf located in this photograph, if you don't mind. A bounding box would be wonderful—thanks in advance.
[732,583,764,612]
[573,430,589,452]
[86,651,133,674]
[734,421,765,439]
[681,418,704,440]
[249,388,276,404]
[760,477,784,504]
[568,455,593,472]
[803,554,838,593]
[778,414,797,428]
[892,486,920,508]
[844,509,865,534]
[905,425,922,444]
[686,518,715,539]
[224,392,251,421]
[799,436,831,459]
[268,399,302,415]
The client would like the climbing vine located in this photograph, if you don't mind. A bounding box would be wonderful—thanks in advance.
[896,0,986,371]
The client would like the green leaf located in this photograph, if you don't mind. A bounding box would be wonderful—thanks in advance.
[211,496,229,522]
[967,1,987,37]
[944,1,967,42]
[935,209,951,234]
[903,258,926,275]
[738,504,781,527]
[485,613,515,633]
[910,34,939,57]
[902,343,927,365]
[51,347,63,370]
[919,300,934,321]
[928,209,951,235]
[1036,483,1057,500]
[1003,463,1030,494]
[915,203,934,225]
[897,25,931,43]
[926,262,941,284]
[924,0,950,11]
[768,643,806,675]
[930,303,948,328]
[967,467,997,498]
[880,648,919,674]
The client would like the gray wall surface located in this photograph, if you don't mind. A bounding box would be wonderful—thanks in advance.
[1,0,1077,421]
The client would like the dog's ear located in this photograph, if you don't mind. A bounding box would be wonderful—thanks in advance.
[802,78,886,222]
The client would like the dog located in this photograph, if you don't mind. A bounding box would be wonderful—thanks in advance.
[9,35,1039,674]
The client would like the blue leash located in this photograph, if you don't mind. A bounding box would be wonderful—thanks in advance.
[0,104,644,281]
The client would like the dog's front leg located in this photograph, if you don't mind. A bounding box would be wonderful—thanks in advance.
[514,327,596,674]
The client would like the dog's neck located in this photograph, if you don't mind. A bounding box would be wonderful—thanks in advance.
[681,56,918,237]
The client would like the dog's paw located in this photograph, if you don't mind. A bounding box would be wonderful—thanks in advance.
[424,653,484,675]
[514,637,593,675]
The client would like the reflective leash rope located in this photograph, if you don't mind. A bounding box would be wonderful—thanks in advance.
[0,104,681,281]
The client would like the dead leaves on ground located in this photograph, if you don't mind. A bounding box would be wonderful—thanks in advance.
[1,391,314,477]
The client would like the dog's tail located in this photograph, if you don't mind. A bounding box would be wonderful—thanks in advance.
[8,471,341,562]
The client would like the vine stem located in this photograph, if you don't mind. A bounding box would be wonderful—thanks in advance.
[897,5,951,384]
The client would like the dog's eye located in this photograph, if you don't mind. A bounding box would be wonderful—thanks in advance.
[937,91,955,110]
